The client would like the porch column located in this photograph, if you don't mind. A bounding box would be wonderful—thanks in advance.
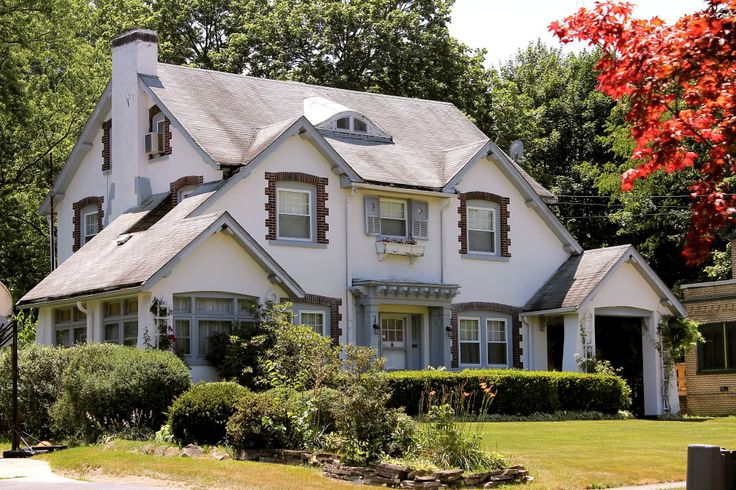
[442,306,452,368]
[365,301,380,355]
[641,311,663,415]
[562,313,581,372]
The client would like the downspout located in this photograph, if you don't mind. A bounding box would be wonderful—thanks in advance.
[344,185,357,345]
[440,198,453,283]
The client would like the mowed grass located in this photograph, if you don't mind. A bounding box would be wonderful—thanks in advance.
[478,417,736,489]
[31,418,736,489]
[39,440,354,490]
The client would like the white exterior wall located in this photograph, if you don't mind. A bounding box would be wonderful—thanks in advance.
[56,115,112,263]
[447,156,570,306]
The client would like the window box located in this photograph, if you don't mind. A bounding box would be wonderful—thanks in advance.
[375,240,426,261]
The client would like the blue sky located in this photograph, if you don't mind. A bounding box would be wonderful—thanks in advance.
[449,0,707,67]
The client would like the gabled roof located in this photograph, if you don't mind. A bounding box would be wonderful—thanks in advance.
[138,63,554,195]
[19,190,304,307]
[523,244,686,316]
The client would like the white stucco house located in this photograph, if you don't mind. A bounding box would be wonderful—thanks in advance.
[19,30,686,415]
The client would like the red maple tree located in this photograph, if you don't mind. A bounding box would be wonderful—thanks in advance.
[550,0,736,265]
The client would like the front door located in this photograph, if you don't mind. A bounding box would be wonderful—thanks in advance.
[381,314,407,370]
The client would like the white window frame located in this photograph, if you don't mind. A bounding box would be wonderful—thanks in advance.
[53,306,87,347]
[152,112,166,135]
[82,205,99,245]
[458,316,482,367]
[299,310,327,336]
[172,293,257,362]
[467,204,497,254]
[379,198,408,238]
[276,187,313,241]
[177,184,197,203]
[102,298,139,346]
[486,318,508,367]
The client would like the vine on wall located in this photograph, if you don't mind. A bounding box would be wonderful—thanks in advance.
[656,316,703,412]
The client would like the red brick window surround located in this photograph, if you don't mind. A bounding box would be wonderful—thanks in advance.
[148,105,172,158]
[265,172,329,244]
[101,119,112,172]
[170,175,203,206]
[72,196,104,252]
[449,302,522,369]
[458,192,510,257]
[289,293,343,344]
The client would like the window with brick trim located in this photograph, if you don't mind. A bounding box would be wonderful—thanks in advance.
[299,310,326,336]
[698,322,736,371]
[459,317,481,365]
[458,192,510,257]
[486,319,508,366]
[265,172,329,244]
[73,196,104,252]
[451,302,520,369]
[169,175,203,206]
[148,105,172,158]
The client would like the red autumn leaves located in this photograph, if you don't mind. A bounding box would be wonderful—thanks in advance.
[550,0,736,264]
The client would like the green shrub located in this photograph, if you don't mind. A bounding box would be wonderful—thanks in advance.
[168,382,249,445]
[0,344,71,438]
[51,343,191,441]
[386,369,631,416]
[287,387,342,450]
[226,389,292,450]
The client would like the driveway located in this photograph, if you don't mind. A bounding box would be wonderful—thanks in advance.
[0,458,175,489]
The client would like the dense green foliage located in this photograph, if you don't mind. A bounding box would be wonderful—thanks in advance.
[168,381,248,445]
[226,388,293,450]
[51,343,191,441]
[0,344,71,438]
[385,369,631,416]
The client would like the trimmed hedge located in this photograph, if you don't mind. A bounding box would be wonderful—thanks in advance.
[169,382,249,445]
[51,343,191,441]
[385,369,631,416]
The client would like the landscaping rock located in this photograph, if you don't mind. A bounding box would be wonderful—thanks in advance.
[153,446,166,457]
[163,446,179,457]
[434,469,463,483]
[140,443,155,455]
[313,453,340,465]
[282,449,309,464]
[400,480,441,488]
[211,451,230,461]
[323,463,375,481]
[376,462,409,480]
[463,472,493,485]
[181,444,204,458]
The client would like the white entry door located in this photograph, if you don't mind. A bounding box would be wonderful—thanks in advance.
[381,314,407,370]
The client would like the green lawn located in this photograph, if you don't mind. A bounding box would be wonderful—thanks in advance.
[28,418,736,489]
[478,417,736,489]
[39,440,355,490]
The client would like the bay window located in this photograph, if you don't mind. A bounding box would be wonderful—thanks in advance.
[54,306,87,347]
[103,298,138,345]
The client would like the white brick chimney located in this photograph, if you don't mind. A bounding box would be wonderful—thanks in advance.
[110,29,158,217]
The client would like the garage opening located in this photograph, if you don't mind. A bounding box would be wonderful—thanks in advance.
[595,316,645,416]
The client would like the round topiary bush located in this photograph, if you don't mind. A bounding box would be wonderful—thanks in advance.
[169,381,249,445]
[51,343,191,441]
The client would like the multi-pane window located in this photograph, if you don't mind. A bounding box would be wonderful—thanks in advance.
[467,205,496,253]
[300,311,325,335]
[103,298,138,346]
[459,318,481,365]
[54,306,87,347]
[173,294,257,359]
[487,319,507,365]
[82,206,99,245]
[381,317,405,345]
[277,188,311,240]
[698,322,736,371]
[379,199,407,237]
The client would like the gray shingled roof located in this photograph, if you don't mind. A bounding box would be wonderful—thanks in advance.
[523,245,632,312]
[19,192,223,305]
[141,64,555,199]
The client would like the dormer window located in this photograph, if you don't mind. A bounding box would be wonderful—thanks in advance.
[331,115,370,134]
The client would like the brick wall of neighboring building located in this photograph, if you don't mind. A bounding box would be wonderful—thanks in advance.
[682,287,736,415]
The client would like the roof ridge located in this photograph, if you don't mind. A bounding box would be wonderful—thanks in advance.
[157,63,458,107]
[582,244,632,253]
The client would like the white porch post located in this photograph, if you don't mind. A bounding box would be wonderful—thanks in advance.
[442,306,452,368]
[562,313,581,372]
[641,311,664,415]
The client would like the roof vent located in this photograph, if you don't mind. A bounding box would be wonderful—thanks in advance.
[116,234,133,246]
